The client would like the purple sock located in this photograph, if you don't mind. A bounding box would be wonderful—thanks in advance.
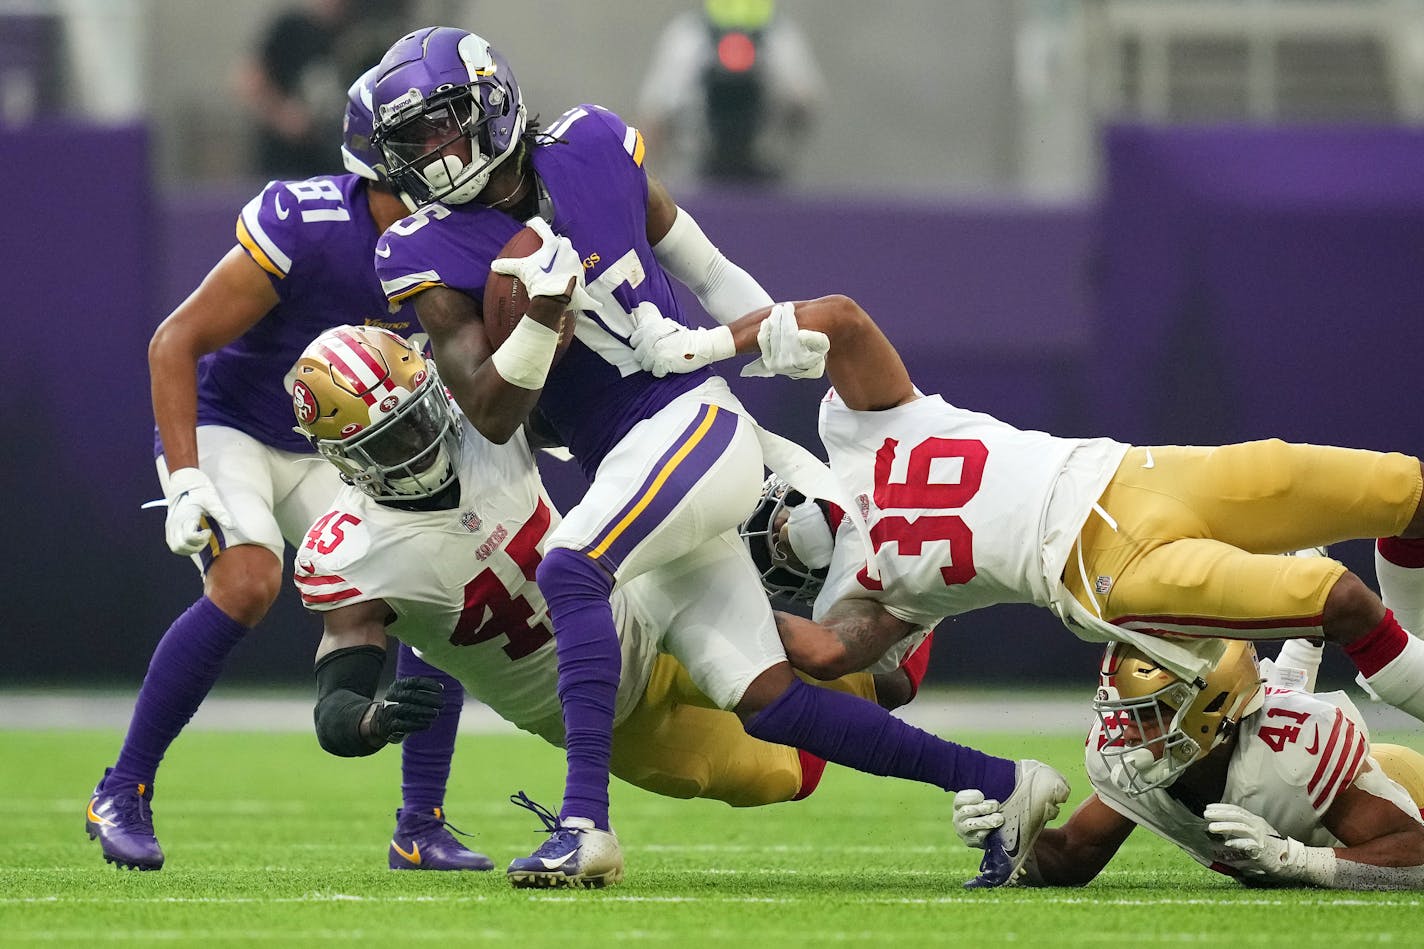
[746,678,1017,800]
[396,643,464,814]
[108,596,248,789]
[536,547,621,830]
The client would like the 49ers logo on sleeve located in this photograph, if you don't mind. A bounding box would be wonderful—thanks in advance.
[292,381,318,425]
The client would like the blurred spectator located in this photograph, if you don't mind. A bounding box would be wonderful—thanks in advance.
[637,0,824,187]
[233,0,411,179]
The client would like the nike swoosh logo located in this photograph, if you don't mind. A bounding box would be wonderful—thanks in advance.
[538,256,557,274]
[375,243,392,258]
[87,799,115,828]
[1306,725,1320,755]
[538,851,576,870]
[1142,448,1155,469]
[391,839,421,865]
[274,195,290,220]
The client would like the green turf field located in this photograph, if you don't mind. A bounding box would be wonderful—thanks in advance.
[4,726,1420,946]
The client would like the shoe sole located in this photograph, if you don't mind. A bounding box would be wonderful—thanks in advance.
[390,862,496,872]
[507,868,624,889]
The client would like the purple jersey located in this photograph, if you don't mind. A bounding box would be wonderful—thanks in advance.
[376,105,710,477]
[160,174,422,456]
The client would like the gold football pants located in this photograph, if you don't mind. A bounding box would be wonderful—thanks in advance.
[1372,743,1424,814]
[608,654,877,806]
[1064,440,1421,638]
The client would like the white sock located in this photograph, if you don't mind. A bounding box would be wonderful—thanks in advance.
[1375,548,1424,638]
[1364,634,1424,723]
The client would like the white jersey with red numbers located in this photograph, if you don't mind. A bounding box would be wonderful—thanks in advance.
[812,390,1128,629]
[293,416,658,745]
[1086,687,1423,878]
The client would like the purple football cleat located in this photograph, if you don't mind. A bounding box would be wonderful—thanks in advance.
[505,791,624,889]
[388,807,495,871]
[86,769,164,871]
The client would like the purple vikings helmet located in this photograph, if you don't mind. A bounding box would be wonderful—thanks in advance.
[341,65,385,180]
[370,27,527,211]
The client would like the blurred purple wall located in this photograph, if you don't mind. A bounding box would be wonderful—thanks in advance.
[9,122,1421,690]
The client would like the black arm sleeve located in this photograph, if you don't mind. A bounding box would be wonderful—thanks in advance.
[313,645,387,757]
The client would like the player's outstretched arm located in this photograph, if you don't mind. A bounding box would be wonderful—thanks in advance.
[726,295,917,411]
[1207,787,1424,889]
[774,598,916,680]
[312,598,444,757]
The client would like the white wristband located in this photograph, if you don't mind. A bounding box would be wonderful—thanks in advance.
[490,318,561,390]
[704,324,737,362]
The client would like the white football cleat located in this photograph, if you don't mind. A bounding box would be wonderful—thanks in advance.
[963,759,1069,889]
[505,792,624,889]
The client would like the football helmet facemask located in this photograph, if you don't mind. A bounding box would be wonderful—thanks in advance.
[1093,639,1264,795]
[739,475,835,605]
[290,325,461,501]
[341,64,385,181]
[370,27,526,211]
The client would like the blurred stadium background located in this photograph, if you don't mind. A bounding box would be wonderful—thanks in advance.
[6,0,1424,696]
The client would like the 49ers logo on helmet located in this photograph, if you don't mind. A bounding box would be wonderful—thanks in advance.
[292,381,318,424]
[380,395,399,413]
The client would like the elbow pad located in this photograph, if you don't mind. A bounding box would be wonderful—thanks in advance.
[313,645,386,757]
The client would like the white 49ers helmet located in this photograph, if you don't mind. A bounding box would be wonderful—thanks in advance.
[290,325,461,501]
[1093,638,1264,795]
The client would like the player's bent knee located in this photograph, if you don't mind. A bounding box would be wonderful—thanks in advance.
[205,544,282,626]
[733,662,796,720]
[534,546,612,598]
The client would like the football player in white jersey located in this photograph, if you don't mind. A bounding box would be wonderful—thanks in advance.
[289,325,949,878]
[631,292,1424,886]
[951,639,1424,889]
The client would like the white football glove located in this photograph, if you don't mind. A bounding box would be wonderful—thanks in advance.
[627,301,735,377]
[1204,803,1308,879]
[490,217,602,314]
[741,302,830,379]
[162,467,236,557]
[952,789,1006,850]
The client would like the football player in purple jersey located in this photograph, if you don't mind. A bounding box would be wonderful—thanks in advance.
[368,26,1047,888]
[85,67,490,874]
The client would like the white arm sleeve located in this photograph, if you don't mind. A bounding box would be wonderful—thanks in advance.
[652,207,773,325]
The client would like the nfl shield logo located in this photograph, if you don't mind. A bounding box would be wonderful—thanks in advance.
[461,511,482,533]
[1095,575,1113,596]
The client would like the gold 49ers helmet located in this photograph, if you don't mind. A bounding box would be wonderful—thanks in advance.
[1093,639,1264,795]
[289,325,461,501]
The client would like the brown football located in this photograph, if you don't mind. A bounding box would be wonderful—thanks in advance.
[482,225,577,364]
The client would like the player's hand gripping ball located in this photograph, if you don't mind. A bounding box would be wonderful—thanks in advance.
[483,219,598,364]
